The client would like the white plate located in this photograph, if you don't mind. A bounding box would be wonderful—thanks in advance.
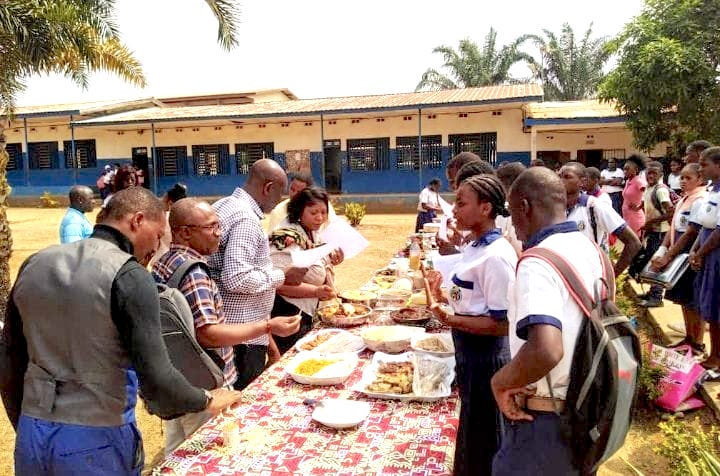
[361,325,425,353]
[312,399,371,429]
[411,333,455,357]
[295,329,365,354]
[287,352,358,386]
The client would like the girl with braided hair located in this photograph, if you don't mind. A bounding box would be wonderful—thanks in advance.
[427,174,517,476]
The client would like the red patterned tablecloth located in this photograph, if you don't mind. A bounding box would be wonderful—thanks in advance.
[152,340,459,475]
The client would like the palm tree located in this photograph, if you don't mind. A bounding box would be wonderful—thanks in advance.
[525,23,610,101]
[416,28,536,91]
[0,0,239,319]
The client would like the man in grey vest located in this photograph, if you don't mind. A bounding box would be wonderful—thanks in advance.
[1,187,242,475]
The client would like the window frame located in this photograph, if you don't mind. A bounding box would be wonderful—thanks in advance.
[156,146,187,177]
[235,142,274,174]
[5,143,22,171]
[191,144,230,176]
[63,139,97,169]
[346,137,390,171]
[448,132,497,165]
[395,135,443,170]
[29,141,60,169]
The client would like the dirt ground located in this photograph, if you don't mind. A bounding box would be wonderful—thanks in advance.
[0,206,714,475]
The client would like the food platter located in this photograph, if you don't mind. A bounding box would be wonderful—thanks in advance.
[360,325,426,353]
[339,290,377,307]
[411,333,455,357]
[317,302,372,327]
[390,307,432,326]
[354,352,455,402]
[287,352,358,385]
[295,329,365,354]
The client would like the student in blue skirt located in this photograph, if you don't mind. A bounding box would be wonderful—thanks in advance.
[689,147,720,369]
[427,174,517,476]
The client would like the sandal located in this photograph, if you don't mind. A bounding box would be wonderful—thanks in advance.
[668,338,706,356]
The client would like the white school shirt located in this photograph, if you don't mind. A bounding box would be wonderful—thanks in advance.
[690,183,720,230]
[508,222,604,400]
[418,187,440,212]
[448,230,517,318]
[667,173,682,192]
[601,168,625,194]
[673,194,706,234]
[566,194,626,251]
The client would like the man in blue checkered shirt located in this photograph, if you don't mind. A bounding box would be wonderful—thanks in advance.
[208,159,308,390]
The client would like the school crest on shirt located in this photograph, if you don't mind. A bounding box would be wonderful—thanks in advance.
[680,215,688,227]
[450,285,462,302]
[577,220,586,231]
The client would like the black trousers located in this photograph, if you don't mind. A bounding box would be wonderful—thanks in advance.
[270,295,313,355]
[609,192,623,215]
[231,344,267,391]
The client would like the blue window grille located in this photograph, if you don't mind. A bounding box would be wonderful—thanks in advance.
[449,133,497,165]
[192,144,230,176]
[396,135,442,170]
[347,138,390,171]
[63,139,97,168]
[30,141,59,169]
[235,142,274,174]
[5,143,22,170]
[156,146,187,177]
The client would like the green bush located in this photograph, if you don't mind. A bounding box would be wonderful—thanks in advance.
[657,417,720,476]
[39,191,59,208]
[344,202,366,227]
[638,348,667,405]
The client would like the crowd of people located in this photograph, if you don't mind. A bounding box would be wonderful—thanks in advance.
[1,138,720,474]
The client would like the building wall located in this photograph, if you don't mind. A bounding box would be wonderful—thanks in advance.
[4,104,664,197]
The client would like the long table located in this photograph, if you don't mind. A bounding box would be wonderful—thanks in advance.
[153,314,459,475]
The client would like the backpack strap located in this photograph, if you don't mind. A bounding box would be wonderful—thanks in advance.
[166,258,208,289]
[520,248,595,318]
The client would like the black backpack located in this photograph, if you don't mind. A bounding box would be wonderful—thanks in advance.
[157,259,225,390]
[519,246,641,474]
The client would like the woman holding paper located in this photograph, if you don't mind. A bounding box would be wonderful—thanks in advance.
[268,187,338,353]
[415,178,443,232]
[426,174,517,476]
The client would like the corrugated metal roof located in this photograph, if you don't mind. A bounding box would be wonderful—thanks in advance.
[9,98,158,118]
[74,84,543,126]
[523,100,620,119]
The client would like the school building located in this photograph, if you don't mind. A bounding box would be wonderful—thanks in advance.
[2,84,666,197]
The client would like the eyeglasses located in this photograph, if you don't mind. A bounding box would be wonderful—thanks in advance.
[179,223,221,231]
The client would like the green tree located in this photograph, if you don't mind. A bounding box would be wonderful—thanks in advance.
[599,0,720,151]
[526,23,610,101]
[415,28,535,91]
[0,0,239,319]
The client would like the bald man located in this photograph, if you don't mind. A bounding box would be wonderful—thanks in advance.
[208,159,308,390]
[59,185,94,243]
[153,198,300,453]
[492,168,606,474]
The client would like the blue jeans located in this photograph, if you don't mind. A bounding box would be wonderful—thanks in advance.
[15,415,143,476]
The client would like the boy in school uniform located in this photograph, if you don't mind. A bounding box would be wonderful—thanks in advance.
[491,167,604,475]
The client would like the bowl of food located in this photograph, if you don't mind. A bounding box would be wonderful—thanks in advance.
[390,307,432,326]
[360,325,425,353]
[295,329,365,353]
[373,275,398,289]
[287,352,358,385]
[317,301,372,327]
[339,290,377,307]
[411,333,455,357]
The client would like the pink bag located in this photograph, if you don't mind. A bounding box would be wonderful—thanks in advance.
[650,344,706,412]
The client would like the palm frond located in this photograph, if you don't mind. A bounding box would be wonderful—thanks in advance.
[204,0,239,50]
[415,68,458,91]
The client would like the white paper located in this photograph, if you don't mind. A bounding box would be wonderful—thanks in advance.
[290,244,333,268]
[439,197,454,218]
[429,252,462,288]
[438,217,449,242]
[320,219,369,260]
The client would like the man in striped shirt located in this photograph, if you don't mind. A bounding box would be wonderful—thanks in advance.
[153,198,300,452]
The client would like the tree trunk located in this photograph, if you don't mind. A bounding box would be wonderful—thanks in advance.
[0,127,13,322]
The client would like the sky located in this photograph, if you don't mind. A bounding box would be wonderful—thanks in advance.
[16,0,645,106]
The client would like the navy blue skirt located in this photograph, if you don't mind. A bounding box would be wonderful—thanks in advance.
[665,231,698,307]
[415,210,436,232]
[452,329,510,476]
[695,228,720,322]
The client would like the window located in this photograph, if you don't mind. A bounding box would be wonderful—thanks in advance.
[603,149,625,161]
[235,142,274,174]
[63,139,96,168]
[29,142,59,169]
[449,133,497,165]
[347,138,390,171]
[5,143,22,170]
[396,135,442,170]
[156,146,187,177]
[192,144,230,176]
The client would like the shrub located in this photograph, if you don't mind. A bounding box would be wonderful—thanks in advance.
[344,202,366,227]
[656,417,720,476]
[39,191,59,208]
[638,348,667,405]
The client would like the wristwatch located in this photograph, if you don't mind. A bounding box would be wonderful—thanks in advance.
[203,389,213,408]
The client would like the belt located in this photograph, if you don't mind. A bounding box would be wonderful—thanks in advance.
[515,395,565,413]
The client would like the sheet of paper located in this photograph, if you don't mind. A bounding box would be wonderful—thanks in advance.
[290,244,334,268]
[439,197,454,218]
[320,218,369,260]
[438,217,449,242]
[429,252,462,289]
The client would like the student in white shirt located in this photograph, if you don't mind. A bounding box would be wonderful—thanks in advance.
[600,159,625,214]
[415,178,442,232]
[667,157,683,194]
[560,162,641,276]
[583,166,613,208]
[491,167,604,475]
[428,174,517,476]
